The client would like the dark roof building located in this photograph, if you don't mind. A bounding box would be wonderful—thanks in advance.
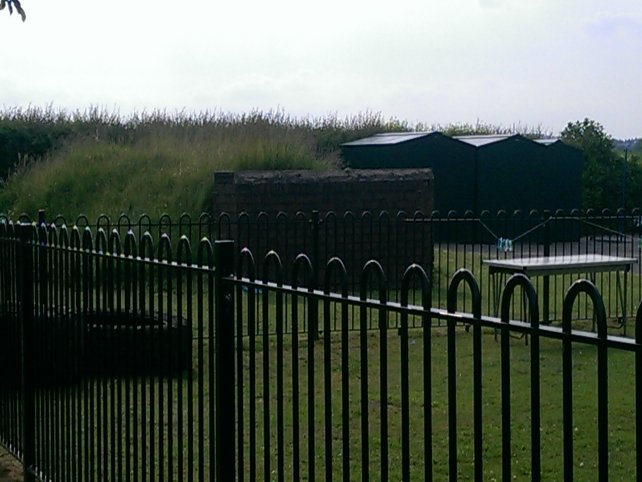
[341,132,583,215]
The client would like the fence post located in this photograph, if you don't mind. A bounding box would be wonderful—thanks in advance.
[37,211,48,325]
[310,210,320,340]
[214,240,235,481]
[542,210,551,324]
[17,223,36,482]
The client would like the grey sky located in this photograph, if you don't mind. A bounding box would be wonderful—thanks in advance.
[2,0,641,138]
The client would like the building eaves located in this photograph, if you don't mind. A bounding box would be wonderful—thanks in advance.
[341,132,434,147]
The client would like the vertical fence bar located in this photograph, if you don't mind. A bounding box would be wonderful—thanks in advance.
[340,282,349,482]
[570,279,607,479]
[235,253,244,482]
[323,284,333,482]
[6,209,642,481]
[499,280,513,482]
[542,212,551,324]
[245,255,257,482]
[214,240,235,481]
[290,260,303,482]
[473,286,484,482]
[196,240,210,482]
[310,210,320,340]
[380,288,389,481]
[234,258,244,482]
[277,277,285,482]
[447,268,484,481]
[17,223,36,482]
[38,221,50,480]
[447,308,457,482]
[306,276,316,481]
[504,275,540,479]
[261,270,271,479]
[596,295,609,480]
[70,228,81,482]
[635,302,642,480]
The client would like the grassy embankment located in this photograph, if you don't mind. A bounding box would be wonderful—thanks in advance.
[0,108,398,221]
[0,107,548,222]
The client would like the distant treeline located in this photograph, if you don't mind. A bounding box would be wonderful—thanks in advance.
[614,138,642,155]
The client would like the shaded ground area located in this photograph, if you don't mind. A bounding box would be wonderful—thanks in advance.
[0,447,22,482]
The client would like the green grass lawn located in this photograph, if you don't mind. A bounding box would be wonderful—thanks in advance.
[20,304,637,482]
[9,242,641,481]
[236,324,636,481]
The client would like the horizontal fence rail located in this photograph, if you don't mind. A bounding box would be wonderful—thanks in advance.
[226,244,642,481]
[0,220,224,481]
[12,209,642,324]
[13,207,642,331]
[0,211,642,480]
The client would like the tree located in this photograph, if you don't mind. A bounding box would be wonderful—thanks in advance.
[561,118,621,209]
[0,0,25,21]
[625,152,642,209]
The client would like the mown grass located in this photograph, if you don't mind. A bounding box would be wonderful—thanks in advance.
[28,320,636,481]
[7,241,639,481]
[237,327,636,481]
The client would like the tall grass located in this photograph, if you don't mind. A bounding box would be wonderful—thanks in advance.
[0,106,549,221]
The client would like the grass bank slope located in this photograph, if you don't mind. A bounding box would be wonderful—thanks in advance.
[0,110,406,220]
[0,107,547,221]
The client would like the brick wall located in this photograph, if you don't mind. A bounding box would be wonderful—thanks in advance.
[210,169,434,288]
[211,169,433,218]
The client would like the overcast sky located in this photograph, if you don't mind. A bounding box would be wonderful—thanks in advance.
[2,0,641,138]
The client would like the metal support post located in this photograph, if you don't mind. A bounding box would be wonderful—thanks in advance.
[542,211,551,324]
[18,223,36,482]
[214,240,235,481]
[310,211,320,340]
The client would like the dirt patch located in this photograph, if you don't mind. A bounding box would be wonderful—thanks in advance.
[0,447,22,482]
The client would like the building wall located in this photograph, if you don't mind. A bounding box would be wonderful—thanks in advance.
[342,133,476,213]
[477,137,548,214]
[476,138,583,214]
[209,169,434,286]
[341,134,583,215]
[211,169,433,218]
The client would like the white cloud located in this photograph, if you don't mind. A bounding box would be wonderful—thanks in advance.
[1,0,641,138]
[585,11,642,36]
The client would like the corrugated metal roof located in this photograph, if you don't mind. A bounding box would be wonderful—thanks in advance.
[452,134,559,147]
[534,138,560,146]
[341,132,433,146]
[343,132,559,148]
[453,134,520,147]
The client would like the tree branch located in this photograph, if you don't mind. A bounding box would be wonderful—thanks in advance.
[0,0,26,21]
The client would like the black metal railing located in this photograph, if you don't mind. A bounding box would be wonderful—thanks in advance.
[224,242,641,480]
[0,221,223,481]
[17,207,642,326]
[1,212,642,480]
